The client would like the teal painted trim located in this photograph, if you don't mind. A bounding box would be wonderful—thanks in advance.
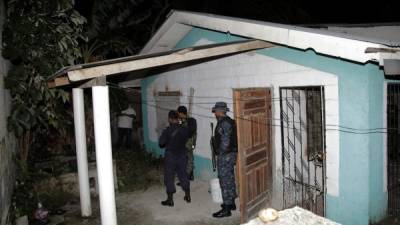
[368,65,387,223]
[140,75,159,156]
[174,27,245,49]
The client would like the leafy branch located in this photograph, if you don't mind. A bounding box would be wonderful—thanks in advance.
[2,0,87,162]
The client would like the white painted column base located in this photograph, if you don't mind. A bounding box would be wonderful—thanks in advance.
[73,88,92,217]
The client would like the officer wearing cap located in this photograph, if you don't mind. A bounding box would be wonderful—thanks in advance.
[211,102,238,218]
[159,110,192,207]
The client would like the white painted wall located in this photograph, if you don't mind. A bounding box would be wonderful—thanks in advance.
[145,39,340,207]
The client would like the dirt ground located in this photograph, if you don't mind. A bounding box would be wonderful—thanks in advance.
[62,180,240,225]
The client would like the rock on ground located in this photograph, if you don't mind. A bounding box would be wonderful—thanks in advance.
[243,206,341,225]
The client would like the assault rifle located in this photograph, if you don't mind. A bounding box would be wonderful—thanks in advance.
[210,122,217,172]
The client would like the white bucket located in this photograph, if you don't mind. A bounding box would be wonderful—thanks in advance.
[210,178,223,203]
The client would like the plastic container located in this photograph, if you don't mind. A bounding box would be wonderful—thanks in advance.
[210,178,223,203]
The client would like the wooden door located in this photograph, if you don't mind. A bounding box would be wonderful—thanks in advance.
[234,88,273,223]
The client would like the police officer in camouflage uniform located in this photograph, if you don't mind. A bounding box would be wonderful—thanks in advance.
[211,102,238,218]
[159,110,192,207]
[177,106,197,180]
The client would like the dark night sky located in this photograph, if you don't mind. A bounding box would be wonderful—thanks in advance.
[73,0,400,58]
[76,0,400,25]
[169,0,400,24]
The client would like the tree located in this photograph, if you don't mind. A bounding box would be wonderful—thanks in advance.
[78,0,171,62]
[2,0,87,162]
[77,0,172,134]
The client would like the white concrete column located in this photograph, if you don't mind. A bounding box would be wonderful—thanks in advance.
[92,86,117,225]
[72,88,92,217]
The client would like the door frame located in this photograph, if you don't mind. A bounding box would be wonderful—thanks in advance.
[233,87,274,223]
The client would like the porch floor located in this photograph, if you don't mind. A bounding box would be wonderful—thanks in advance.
[63,180,240,225]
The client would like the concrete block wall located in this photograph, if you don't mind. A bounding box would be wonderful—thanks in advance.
[0,1,16,224]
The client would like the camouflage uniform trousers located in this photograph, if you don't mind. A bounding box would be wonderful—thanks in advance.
[186,147,194,174]
[217,152,237,205]
[185,135,196,174]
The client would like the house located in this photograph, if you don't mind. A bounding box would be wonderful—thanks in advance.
[49,10,400,225]
[123,11,400,225]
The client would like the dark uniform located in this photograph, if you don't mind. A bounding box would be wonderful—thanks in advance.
[215,116,238,206]
[159,123,190,194]
[211,102,238,218]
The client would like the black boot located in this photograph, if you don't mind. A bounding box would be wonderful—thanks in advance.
[212,205,231,218]
[220,202,236,211]
[184,191,191,203]
[161,193,174,207]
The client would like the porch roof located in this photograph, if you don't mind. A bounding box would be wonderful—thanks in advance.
[141,10,400,67]
[47,39,274,88]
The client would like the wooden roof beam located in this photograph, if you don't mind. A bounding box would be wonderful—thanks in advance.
[66,40,274,82]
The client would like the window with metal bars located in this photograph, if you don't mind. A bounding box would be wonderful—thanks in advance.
[280,86,325,216]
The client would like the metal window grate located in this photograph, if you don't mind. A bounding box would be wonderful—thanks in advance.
[387,83,400,216]
[280,86,326,216]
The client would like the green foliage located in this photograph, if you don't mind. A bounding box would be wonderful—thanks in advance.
[11,159,37,219]
[80,0,170,61]
[109,86,130,113]
[10,158,77,220]
[81,0,148,59]
[115,149,163,192]
[88,0,150,36]
[3,0,86,66]
[11,180,36,219]
[2,0,86,161]
[37,189,76,213]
